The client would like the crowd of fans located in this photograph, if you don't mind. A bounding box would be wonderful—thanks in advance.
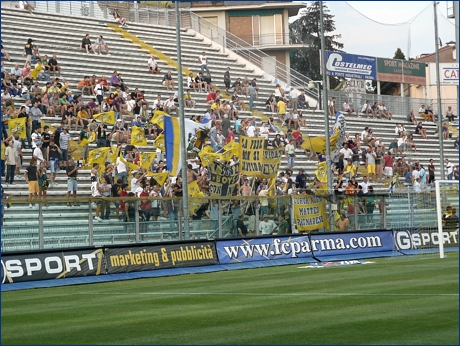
[1,19,459,235]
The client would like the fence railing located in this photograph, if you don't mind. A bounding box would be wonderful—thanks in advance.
[2,187,452,253]
[329,90,458,118]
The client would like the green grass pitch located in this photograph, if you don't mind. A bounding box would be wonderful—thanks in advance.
[2,253,458,344]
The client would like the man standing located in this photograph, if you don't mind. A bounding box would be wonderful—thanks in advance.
[66,158,79,206]
[419,164,427,186]
[285,139,296,170]
[289,87,299,110]
[428,159,435,185]
[223,67,231,95]
[24,158,39,208]
[295,169,307,190]
[383,151,394,179]
[198,51,210,76]
[365,147,377,182]
[259,215,277,235]
[248,84,256,112]
[445,158,453,180]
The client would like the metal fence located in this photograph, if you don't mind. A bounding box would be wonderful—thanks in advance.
[329,90,458,118]
[2,188,454,253]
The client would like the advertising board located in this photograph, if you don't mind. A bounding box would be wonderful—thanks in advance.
[326,51,377,80]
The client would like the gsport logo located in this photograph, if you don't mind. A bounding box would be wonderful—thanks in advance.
[394,230,458,250]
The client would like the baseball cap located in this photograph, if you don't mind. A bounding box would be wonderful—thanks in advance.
[35,141,43,146]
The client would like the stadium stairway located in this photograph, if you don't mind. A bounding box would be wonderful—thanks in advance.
[1,7,458,237]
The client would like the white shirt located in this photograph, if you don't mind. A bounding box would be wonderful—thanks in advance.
[446,162,453,174]
[246,125,255,137]
[199,55,207,66]
[360,181,369,194]
[164,99,175,108]
[339,148,353,159]
[414,181,421,193]
[131,177,140,193]
[31,132,41,148]
[259,219,277,235]
[148,58,158,68]
[289,89,299,99]
[126,99,136,112]
[360,130,368,141]
[412,169,420,180]
[33,147,44,163]
[116,157,127,173]
[259,126,269,139]
[361,104,371,112]
[153,99,163,108]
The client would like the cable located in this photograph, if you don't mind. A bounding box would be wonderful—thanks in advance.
[344,1,431,26]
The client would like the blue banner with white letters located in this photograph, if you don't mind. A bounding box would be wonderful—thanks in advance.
[216,230,395,264]
[326,51,377,80]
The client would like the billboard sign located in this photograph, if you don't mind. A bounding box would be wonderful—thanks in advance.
[1,248,104,284]
[377,58,426,84]
[216,230,395,264]
[326,51,377,80]
[429,63,459,85]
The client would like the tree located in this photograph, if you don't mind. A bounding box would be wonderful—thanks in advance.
[393,48,406,60]
[289,1,343,87]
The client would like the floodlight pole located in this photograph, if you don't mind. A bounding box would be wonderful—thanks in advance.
[319,2,334,233]
[175,1,190,239]
[433,1,445,180]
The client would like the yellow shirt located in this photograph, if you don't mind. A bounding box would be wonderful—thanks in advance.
[211,102,219,111]
[1,143,6,161]
[77,110,88,119]
[277,100,286,114]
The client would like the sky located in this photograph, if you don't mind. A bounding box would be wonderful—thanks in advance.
[290,1,457,60]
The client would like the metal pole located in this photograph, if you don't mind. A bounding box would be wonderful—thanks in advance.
[454,1,459,120]
[320,2,334,232]
[434,1,445,179]
[175,1,190,240]
[88,200,94,246]
[38,202,44,249]
[135,200,140,243]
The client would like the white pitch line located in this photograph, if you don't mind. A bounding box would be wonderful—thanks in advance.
[78,291,459,297]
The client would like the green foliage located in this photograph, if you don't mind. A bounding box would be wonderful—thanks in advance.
[289,1,343,88]
[393,47,406,60]
[2,254,458,344]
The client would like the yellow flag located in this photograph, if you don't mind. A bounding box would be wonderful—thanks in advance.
[301,127,342,154]
[223,140,239,153]
[108,146,120,164]
[146,172,169,186]
[119,155,139,171]
[219,149,234,162]
[153,134,165,152]
[188,180,201,196]
[150,110,167,127]
[79,138,89,147]
[30,62,42,80]
[93,111,116,125]
[199,146,219,167]
[131,126,147,146]
[68,139,83,160]
[88,147,110,165]
[314,161,328,183]
[88,132,97,143]
[8,117,26,139]
[140,152,156,170]
[189,190,205,214]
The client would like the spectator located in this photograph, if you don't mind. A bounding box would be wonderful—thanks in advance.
[223,67,231,95]
[425,105,437,122]
[186,72,199,92]
[285,139,296,170]
[198,51,210,76]
[455,137,459,149]
[48,140,61,186]
[289,87,298,110]
[22,38,34,64]
[94,35,110,55]
[445,106,456,122]
[442,122,450,139]
[1,40,12,62]
[380,102,393,120]
[184,90,196,108]
[4,139,16,185]
[203,73,214,93]
[274,84,284,102]
[407,109,417,125]
[298,91,308,110]
[147,55,161,74]
[66,158,79,206]
[248,84,256,111]
[233,77,243,95]
[48,54,61,77]
[80,34,98,54]
[365,147,377,182]
[37,161,48,203]
[164,95,176,114]
[343,99,359,117]
[24,157,39,208]
[113,8,128,27]
[18,0,35,13]
[361,100,373,118]
[445,158,453,180]
[76,76,93,96]
[328,97,337,116]
[415,121,428,139]
[259,215,277,235]
[277,98,287,122]
[195,72,206,92]
[162,71,175,90]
